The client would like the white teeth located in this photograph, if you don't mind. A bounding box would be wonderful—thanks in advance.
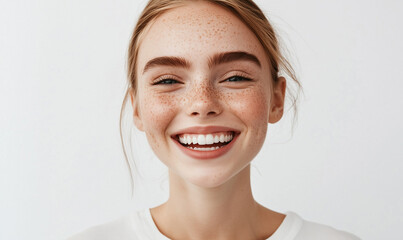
[178,132,235,145]
[206,134,214,145]
[190,146,220,151]
[219,135,225,143]
[225,135,232,142]
[197,135,206,145]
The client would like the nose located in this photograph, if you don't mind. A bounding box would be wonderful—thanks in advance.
[186,82,222,118]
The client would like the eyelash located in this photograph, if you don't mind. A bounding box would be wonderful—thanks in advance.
[224,74,252,82]
[152,74,252,85]
[152,75,181,85]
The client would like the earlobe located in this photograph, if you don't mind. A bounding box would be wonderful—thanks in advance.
[129,89,144,132]
[268,77,286,124]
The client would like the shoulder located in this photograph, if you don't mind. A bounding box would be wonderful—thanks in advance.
[66,208,169,240]
[292,213,361,240]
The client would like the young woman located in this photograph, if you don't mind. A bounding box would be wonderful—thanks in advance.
[68,0,360,239]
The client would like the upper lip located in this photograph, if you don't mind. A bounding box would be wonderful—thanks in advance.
[171,126,241,137]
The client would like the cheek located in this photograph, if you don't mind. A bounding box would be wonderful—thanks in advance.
[139,92,179,146]
[225,88,270,123]
[224,87,270,142]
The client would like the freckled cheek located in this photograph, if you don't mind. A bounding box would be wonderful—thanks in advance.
[140,94,180,133]
[224,89,269,145]
[225,90,269,124]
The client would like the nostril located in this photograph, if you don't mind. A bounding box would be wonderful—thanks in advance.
[191,111,217,116]
[207,111,216,115]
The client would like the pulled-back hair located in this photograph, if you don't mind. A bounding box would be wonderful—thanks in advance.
[120,0,301,194]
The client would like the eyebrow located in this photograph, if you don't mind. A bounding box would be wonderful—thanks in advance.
[208,51,261,69]
[143,56,191,74]
[142,51,261,74]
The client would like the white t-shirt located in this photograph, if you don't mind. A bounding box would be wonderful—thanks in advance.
[67,209,360,240]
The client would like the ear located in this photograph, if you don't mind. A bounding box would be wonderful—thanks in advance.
[268,77,286,124]
[129,89,144,132]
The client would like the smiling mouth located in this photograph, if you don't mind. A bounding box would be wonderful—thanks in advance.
[173,131,237,151]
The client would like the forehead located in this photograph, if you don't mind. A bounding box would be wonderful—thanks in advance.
[137,1,267,69]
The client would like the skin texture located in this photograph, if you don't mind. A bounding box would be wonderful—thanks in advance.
[130,1,287,239]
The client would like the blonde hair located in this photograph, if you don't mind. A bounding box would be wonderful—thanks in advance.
[120,0,301,194]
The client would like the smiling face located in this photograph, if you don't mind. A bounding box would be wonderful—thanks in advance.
[130,1,285,188]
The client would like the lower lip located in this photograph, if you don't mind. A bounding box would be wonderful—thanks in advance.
[172,134,239,160]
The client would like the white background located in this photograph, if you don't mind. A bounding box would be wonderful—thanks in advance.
[1,0,402,239]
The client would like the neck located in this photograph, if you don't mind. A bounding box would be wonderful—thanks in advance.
[150,165,284,240]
